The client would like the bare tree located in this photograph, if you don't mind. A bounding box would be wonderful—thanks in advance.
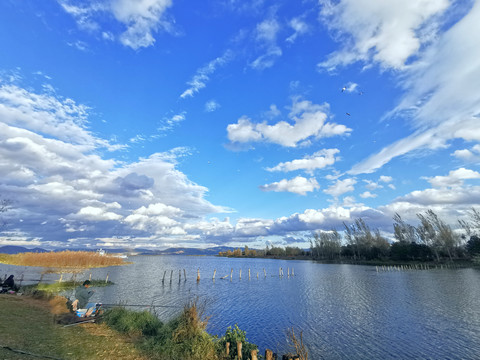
[416,210,460,261]
[393,213,417,243]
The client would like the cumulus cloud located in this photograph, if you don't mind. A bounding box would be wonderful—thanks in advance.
[324,178,356,197]
[227,99,351,147]
[359,191,377,199]
[426,167,480,188]
[59,0,174,49]
[266,148,339,173]
[259,176,320,195]
[452,144,480,162]
[180,50,233,99]
[0,80,231,248]
[318,0,449,71]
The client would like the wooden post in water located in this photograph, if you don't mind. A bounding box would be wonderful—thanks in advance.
[265,349,273,360]
[292,268,294,276]
[287,268,290,277]
[251,349,258,360]
[184,269,186,281]
[263,268,266,278]
[213,269,216,280]
[230,268,233,281]
[179,270,181,283]
[162,270,166,284]
[170,270,173,284]
[248,268,251,280]
[226,342,230,356]
[239,268,242,280]
[257,272,259,279]
[105,273,109,284]
[197,268,200,282]
[237,342,243,359]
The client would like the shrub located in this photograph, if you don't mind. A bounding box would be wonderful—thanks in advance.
[103,307,163,337]
[218,324,258,360]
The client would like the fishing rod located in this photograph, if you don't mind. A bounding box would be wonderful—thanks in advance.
[100,303,182,308]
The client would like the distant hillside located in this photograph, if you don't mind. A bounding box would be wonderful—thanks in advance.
[0,245,48,254]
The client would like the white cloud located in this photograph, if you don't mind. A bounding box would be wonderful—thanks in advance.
[452,144,480,162]
[180,50,233,98]
[349,2,480,174]
[318,0,449,71]
[75,206,123,221]
[0,80,231,247]
[266,148,339,173]
[324,178,356,197]
[363,180,382,191]
[227,99,351,147]
[259,176,320,195]
[426,167,480,188]
[286,17,309,43]
[359,191,377,199]
[250,16,283,70]
[60,0,174,49]
[205,100,220,112]
[379,175,393,183]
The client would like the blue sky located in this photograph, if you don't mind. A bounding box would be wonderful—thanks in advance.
[0,0,479,250]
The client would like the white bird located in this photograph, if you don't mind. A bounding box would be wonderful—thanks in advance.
[342,86,346,92]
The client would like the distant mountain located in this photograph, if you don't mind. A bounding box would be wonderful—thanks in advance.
[0,245,245,256]
[135,246,237,256]
[0,245,48,254]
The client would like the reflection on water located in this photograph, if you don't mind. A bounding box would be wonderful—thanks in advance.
[3,255,480,359]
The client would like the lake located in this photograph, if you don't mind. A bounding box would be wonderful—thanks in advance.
[3,255,480,359]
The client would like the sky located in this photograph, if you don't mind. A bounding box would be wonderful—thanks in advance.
[0,0,479,250]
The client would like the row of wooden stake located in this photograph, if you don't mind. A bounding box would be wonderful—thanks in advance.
[376,263,462,272]
[160,267,296,284]
[226,341,300,360]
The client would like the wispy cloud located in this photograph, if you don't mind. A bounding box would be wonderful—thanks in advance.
[180,50,233,99]
[205,100,220,112]
[317,0,449,71]
[59,0,174,49]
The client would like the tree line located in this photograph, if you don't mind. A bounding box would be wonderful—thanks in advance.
[219,208,480,264]
[310,208,480,263]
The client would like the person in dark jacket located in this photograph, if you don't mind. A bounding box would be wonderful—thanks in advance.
[3,275,18,292]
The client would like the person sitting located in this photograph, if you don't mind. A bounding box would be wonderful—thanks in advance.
[74,280,96,316]
[2,275,19,292]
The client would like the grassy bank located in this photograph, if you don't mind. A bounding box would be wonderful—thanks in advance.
[0,294,148,360]
[0,291,263,360]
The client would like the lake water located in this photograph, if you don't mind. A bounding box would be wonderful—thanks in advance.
[3,255,480,359]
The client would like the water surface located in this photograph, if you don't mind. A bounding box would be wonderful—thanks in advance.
[3,255,480,359]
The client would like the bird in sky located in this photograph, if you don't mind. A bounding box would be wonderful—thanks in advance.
[346,112,351,116]
[342,86,346,92]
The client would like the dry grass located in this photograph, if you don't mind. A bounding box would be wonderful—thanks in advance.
[0,250,128,269]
